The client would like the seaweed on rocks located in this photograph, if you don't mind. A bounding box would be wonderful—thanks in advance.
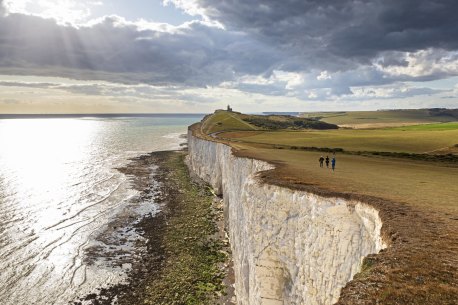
[75,151,230,305]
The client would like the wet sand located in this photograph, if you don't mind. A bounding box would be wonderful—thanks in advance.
[75,150,233,305]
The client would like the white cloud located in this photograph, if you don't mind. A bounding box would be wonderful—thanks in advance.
[3,0,29,13]
[164,0,204,18]
[375,49,458,79]
[3,0,102,25]
[350,84,445,100]
[317,71,331,80]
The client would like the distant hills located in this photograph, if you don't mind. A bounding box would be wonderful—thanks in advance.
[300,108,458,127]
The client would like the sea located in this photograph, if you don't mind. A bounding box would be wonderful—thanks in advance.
[0,114,204,305]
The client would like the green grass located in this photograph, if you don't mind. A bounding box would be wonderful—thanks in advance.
[196,111,458,305]
[235,146,458,212]
[200,110,338,135]
[141,152,227,305]
[220,124,458,154]
[201,110,258,134]
[388,122,458,131]
[242,114,338,130]
[301,109,458,125]
[206,109,458,210]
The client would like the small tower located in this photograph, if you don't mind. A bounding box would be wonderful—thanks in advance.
[227,105,233,112]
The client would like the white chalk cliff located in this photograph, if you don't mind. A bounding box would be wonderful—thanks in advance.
[187,131,386,305]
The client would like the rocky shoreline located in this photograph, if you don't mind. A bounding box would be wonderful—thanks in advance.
[76,150,232,305]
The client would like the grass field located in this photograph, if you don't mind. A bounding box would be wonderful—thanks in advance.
[200,110,258,134]
[301,109,458,127]
[389,122,458,131]
[195,111,458,210]
[219,122,458,154]
[200,110,338,134]
[191,110,458,304]
[232,144,458,212]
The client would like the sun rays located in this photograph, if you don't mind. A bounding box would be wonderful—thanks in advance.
[4,0,99,25]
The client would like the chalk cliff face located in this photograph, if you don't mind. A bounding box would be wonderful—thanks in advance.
[187,131,386,305]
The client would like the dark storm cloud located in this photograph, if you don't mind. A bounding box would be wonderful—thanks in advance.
[1,0,458,102]
[376,52,409,68]
[193,0,458,68]
[0,6,282,86]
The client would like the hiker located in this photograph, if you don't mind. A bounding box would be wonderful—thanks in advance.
[319,156,324,167]
[325,156,330,168]
[331,157,336,171]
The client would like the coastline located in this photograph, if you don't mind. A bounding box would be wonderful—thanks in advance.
[188,121,458,304]
[77,150,233,305]
[75,121,457,305]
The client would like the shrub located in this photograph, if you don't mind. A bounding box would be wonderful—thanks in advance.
[242,115,338,130]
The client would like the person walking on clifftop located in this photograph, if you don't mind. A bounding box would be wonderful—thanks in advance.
[319,156,324,167]
[331,157,336,171]
[325,156,330,168]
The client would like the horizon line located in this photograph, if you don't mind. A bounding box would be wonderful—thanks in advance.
[0,113,208,117]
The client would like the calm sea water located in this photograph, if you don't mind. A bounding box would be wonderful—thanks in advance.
[0,115,203,305]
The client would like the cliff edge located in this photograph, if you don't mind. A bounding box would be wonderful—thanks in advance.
[187,126,385,305]
[186,112,458,304]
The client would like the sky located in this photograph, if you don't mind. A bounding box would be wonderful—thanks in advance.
[0,0,457,113]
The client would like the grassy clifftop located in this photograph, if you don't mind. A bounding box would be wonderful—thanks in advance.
[190,110,458,305]
[200,111,259,134]
[200,110,338,135]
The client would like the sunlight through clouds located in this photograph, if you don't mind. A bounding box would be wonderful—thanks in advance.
[0,0,457,112]
[163,0,203,18]
[4,0,102,25]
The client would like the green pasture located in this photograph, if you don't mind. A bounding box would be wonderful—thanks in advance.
[220,122,458,154]
[238,146,458,212]
[198,111,458,213]
[301,109,458,125]
[200,110,336,134]
[389,122,458,131]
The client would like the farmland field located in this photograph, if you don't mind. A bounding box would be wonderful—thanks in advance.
[194,111,458,212]
[191,110,458,305]
[219,122,458,154]
[300,109,458,127]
